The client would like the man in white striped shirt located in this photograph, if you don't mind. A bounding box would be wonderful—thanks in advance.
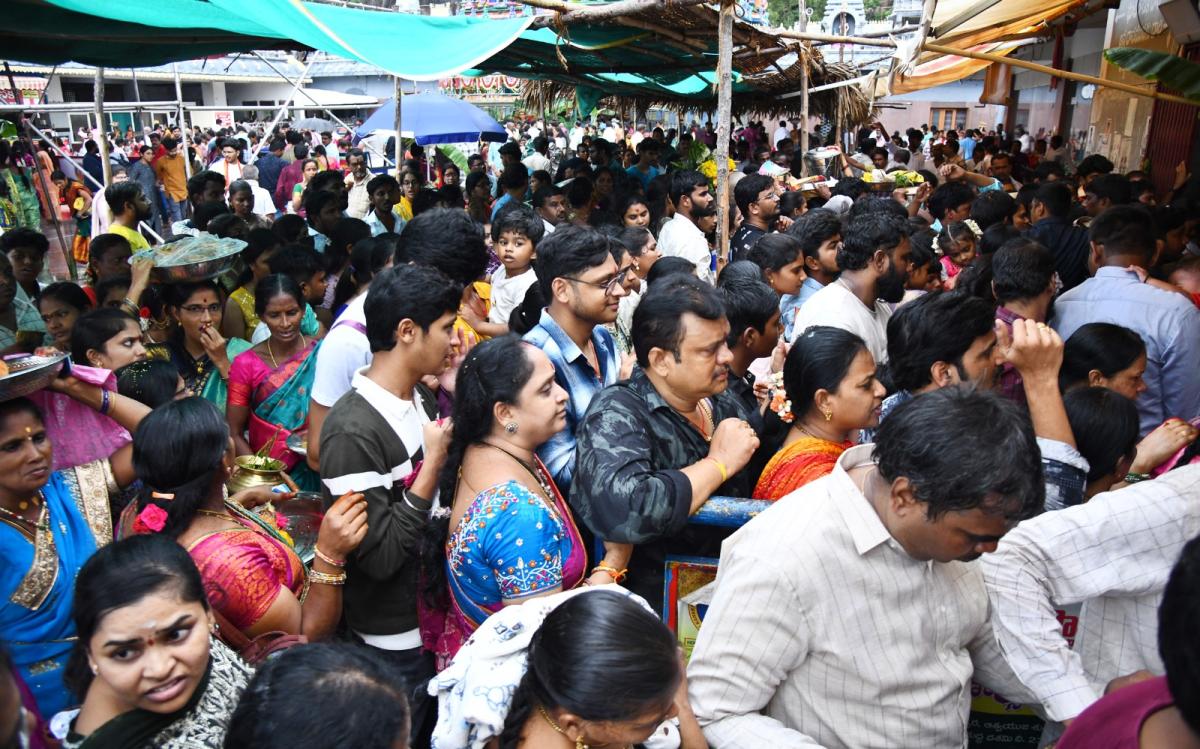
[688,387,1044,748]
[982,463,1200,725]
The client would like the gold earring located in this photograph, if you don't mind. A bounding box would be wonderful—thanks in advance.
[823,410,832,422]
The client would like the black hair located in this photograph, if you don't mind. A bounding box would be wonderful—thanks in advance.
[612,191,649,220]
[837,212,909,271]
[131,397,230,539]
[532,224,613,302]
[421,335,537,605]
[366,174,398,196]
[668,170,708,207]
[507,283,547,336]
[223,643,410,749]
[779,191,805,217]
[271,214,308,245]
[566,175,593,210]
[645,256,695,287]
[0,227,49,258]
[333,237,392,311]
[93,275,132,307]
[327,218,372,276]
[498,591,681,749]
[116,359,183,409]
[1062,387,1140,485]
[831,176,868,201]
[927,182,975,222]
[207,213,248,240]
[70,308,138,364]
[786,208,842,261]
[532,184,566,209]
[1158,534,1200,735]
[398,207,488,285]
[500,163,529,191]
[936,221,978,255]
[253,273,305,317]
[716,260,763,287]
[992,238,1055,303]
[980,222,1022,257]
[783,328,870,426]
[1076,154,1114,179]
[64,534,208,699]
[464,171,489,200]
[969,191,1016,231]
[875,386,1044,519]
[734,174,775,218]
[885,291,996,393]
[491,204,545,245]
[268,244,324,289]
[631,274,725,367]
[721,276,780,348]
[745,233,803,274]
[193,202,231,232]
[1034,160,1066,182]
[227,179,253,200]
[616,226,653,258]
[38,281,92,315]
[908,229,936,272]
[1090,204,1156,261]
[411,188,444,217]
[165,279,224,313]
[847,196,908,222]
[186,170,225,202]
[88,233,132,271]
[1033,181,1073,219]
[234,228,281,287]
[364,264,461,353]
[1060,323,1146,391]
[1086,173,1132,206]
[439,184,464,209]
[303,190,342,226]
[104,181,144,217]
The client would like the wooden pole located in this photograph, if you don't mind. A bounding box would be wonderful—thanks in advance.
[798,0,809,176]
[920,42,1200,108]
[130,67,141,131]
[172,63,192,180]
[525,0,712,26]
[93,67,112,186]
[714,0,734,266]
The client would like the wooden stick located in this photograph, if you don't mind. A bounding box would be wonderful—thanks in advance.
[921,42,1200,108]
[93,67,112,186]
[799,0,809,176]
[613,16,709,51]
[715,0,734,265]
[526,0,713,25]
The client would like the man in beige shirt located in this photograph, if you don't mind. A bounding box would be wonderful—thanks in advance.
[688,387,1044,748]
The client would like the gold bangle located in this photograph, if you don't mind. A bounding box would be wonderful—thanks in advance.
[592,564,628,583]
[307,569,346,587]
[313,547,345,568]
[703,457,728,483]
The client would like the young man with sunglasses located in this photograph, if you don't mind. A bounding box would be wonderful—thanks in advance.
[523,224,629,491]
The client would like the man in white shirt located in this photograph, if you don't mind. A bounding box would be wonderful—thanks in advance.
[343,148,371,219]
[772,120,790,150]
[238,165,275,217]
[306,285,373,472]
[521,136,553,174]
[657,170,715,284]
[791,211,912,362]
[982,463,1200,725]
[688,386,1044,748]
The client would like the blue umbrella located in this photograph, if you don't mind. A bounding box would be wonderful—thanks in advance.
[355,91,507,145]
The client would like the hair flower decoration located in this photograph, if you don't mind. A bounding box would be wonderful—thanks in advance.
[766,371,794,424]
[133,503,169,534]
[963,218,983,238]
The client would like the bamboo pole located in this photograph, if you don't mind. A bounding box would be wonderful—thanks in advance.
[93,68,112,185]
[714,0,734,266]
[798,0,809,176]
[394,77,403,176]
[525,0,713,26]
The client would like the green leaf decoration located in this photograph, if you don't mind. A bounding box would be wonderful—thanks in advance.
[1104,47,1200,101]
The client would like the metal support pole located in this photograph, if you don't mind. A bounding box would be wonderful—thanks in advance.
[3,63,21,106]
[394,77,404,175]
[130,67,142,130]
[247,58,316,166]
[25,124,75,280]
[172,64,192,180]
[714,0,734,266]
[93,68,112,185]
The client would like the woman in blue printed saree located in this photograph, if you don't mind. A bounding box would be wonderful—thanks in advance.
[0,377,151,718]
[225,275,320,490]
[164,280,252,413]
[420,336,631,670]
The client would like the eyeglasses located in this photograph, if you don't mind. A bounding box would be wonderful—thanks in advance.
[180,303,222,316]
[567,264,635,296]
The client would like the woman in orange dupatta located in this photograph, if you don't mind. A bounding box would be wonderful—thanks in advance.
[755,327,886,501]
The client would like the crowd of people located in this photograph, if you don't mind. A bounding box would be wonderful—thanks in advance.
[0,108,1197,749]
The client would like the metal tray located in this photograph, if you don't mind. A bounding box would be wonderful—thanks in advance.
[0,353,67,401]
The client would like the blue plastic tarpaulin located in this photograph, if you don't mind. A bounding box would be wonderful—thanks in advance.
[356,92,507,145]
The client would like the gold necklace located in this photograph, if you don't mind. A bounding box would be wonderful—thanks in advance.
[195,508,232,520]
[267,333,306,368]
[0,502,48,533]
[539,705,588,749]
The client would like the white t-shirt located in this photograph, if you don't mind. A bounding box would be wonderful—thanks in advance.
[772,126,790,148]
[657,213,714,284]
[522,153,552,173]
[791,278,893,364]
[311,292,372,407]
[489,266,539,325]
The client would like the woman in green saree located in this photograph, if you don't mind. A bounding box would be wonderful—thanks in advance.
[164,281,251,413]
[226,275,321,490]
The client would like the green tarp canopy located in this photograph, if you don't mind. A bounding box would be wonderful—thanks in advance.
[5,0,533,80]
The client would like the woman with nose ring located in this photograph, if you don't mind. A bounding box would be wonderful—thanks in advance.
[0,376,151,719]
[163,281,251,413]
[225,275,320,490]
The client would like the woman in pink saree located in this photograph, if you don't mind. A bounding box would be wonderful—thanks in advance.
[420,336,631,670]
[226,275,320,490]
